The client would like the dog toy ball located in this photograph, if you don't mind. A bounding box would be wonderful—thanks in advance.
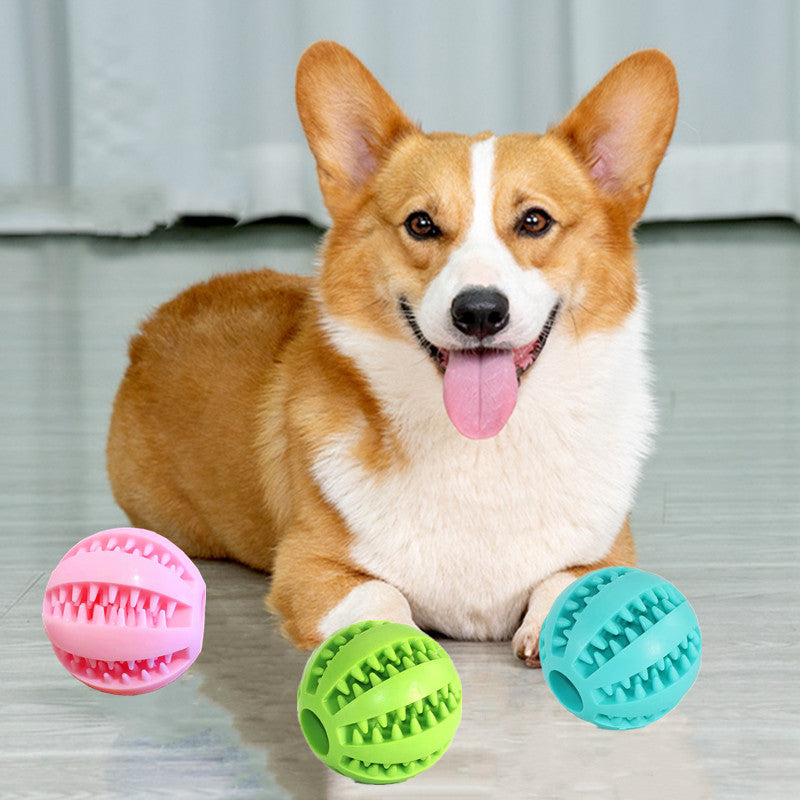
[539,567,701,730]
[297,620,462,784]
[42,528,206,695]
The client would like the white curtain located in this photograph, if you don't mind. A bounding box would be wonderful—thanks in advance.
[2,0,799,235]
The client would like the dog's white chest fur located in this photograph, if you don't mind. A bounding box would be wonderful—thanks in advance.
[314,306,654,640]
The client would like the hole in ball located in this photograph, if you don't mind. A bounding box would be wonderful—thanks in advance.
[300,709,330,756]
[548,670,584,713]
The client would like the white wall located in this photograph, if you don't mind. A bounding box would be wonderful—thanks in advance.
[1,0,798,234]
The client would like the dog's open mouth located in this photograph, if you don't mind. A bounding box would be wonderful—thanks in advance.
[400,299,560,439]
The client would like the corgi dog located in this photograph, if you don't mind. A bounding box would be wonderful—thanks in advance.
[107,41,678,665]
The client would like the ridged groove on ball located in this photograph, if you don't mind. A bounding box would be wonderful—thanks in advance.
[540,568,702,729]
[550,567,626,658]
[61,529,196,579]
[298,621,462,784]
[49,646,188,689]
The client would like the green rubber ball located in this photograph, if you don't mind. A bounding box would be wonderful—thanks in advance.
[297,620,462,784]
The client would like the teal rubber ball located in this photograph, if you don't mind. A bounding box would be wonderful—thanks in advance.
[539,567,701,730]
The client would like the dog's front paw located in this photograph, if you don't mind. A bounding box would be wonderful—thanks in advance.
[512,570,579,668]
[512,622,542,668]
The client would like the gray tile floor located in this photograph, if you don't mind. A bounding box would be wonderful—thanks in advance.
[1,219,798,799]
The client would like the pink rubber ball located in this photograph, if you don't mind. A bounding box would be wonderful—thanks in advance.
[42,527,206,695]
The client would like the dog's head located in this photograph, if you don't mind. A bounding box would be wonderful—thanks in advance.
[297,41,678,439]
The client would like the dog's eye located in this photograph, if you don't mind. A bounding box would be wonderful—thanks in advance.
[404,211,440,240]
[517,208,553,237]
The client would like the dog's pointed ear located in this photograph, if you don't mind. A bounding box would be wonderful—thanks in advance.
[552,50,678,225]
[296,41,418,216]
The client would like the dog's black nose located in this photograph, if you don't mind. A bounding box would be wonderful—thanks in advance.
[451,288,510,340]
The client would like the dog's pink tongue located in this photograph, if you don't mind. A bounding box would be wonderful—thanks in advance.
[443,349,518,439]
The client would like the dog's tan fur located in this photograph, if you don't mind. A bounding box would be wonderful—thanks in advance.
[108,41,677,656]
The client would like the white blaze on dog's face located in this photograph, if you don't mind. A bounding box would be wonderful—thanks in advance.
[297,42,678,439]
[413,136,562,438]
[416,136,560,354]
